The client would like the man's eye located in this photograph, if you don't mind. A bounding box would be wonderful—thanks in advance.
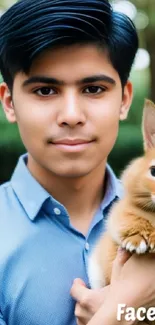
[34,87,56,96]
[150,166,155,177]
[84,86,106,94]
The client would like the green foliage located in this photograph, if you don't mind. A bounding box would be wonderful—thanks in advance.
[108,124,143,176]
[0,108,25,183]
[126,68,150,125]
[109,68,150,176]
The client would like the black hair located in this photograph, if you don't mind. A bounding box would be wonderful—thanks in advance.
[0,0,138,90]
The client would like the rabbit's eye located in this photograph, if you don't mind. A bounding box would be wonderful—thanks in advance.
[150,166,155,177]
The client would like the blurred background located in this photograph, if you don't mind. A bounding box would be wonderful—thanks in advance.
[0,0,154,183]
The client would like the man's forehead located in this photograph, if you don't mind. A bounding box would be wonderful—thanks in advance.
[14,44,119,86]
[29,43,111,70]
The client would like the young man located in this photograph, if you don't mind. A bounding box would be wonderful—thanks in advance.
[0,1,155,325]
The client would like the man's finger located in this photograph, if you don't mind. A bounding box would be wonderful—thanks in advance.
[73,278,86,287]
[111,247,131,284]
[75,302,92,322]
[70,279,90,303]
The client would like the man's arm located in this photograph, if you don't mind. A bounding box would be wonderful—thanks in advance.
[87,301,135,325]
[71,281,136,325]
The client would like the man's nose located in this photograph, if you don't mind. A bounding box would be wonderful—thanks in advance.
[57,92,86,127]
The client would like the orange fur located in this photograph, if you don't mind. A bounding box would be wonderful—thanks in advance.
[89,99,155,325]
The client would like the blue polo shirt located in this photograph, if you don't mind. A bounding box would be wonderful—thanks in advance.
[0,154,123,325]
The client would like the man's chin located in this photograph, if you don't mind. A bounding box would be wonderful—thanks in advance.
[50,168,91,179]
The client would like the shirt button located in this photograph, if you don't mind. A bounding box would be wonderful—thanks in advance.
[85,242,89,251]
[53,207,61,215]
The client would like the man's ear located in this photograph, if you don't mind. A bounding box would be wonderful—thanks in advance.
[142,99,155,151]
[0,82,17,123]
[119,81,133,121]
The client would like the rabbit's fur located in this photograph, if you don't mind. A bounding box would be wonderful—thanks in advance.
[88,100,155,324]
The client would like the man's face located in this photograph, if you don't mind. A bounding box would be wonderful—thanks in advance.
[1,44,132,178]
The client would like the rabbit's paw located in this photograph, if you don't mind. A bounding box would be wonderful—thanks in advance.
[121,234,148,254]
[148,232,155,252]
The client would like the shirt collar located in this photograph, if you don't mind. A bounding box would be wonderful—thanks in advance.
[100,164,123,212]
[11,154,51,220]
[11,154,123,221]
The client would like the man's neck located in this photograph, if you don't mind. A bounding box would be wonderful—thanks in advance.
[27,156,107,234]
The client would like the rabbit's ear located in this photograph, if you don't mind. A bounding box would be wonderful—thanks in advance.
[142,99,155,151]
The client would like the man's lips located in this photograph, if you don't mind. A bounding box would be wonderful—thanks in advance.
[48,139,95,152]
[51,139,93,145]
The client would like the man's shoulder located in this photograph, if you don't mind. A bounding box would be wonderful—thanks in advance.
[0,181,12,208]
[0,180,32,253]
[0,180,15,207]
[0,181,11,189]
[0,180,23,223]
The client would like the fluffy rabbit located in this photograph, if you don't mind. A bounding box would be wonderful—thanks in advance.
[88,99,155,295]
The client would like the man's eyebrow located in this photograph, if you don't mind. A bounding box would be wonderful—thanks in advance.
[22,76,64,87]
[79,75,116,85]
[22,74,116,87]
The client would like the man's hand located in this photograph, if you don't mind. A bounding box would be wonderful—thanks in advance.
[115,252,155,309]
[70,278,110,325]
[70,248,130,325]
[71,249,155,325]
[86,252,155,325]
